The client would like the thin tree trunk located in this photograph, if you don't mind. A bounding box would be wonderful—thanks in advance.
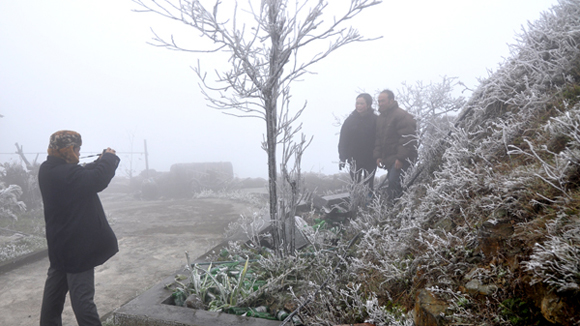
[266,1,283,256]
[14,143,32,171]
[265,103,280,255]
[289,183,296,254]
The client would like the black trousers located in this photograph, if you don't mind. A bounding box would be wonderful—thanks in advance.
[40,267,101,326]
[385,162,412,202]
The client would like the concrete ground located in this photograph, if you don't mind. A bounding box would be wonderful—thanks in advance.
[0,190,256,326]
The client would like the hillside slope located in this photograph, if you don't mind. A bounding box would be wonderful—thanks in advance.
[339,1,580,325]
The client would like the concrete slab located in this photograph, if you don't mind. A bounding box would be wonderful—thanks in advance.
[321,193,350,207]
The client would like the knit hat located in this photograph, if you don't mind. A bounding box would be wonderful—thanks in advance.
[47,130,82,164]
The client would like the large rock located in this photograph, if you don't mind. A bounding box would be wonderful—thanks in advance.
[413,289,448,326]
[478,218,513,258]
[464,279,498,296]
[541,291,579,326]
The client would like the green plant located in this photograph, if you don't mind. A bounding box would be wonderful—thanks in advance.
[561,84,580,104]
[169,255,271,316]
[500,298,531,325]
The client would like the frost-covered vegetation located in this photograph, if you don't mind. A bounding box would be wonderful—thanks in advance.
[1,161,42,210]
[172,1,580,325]
[0,162,45,263]
[0,182,26,221]
[0,232,46,263]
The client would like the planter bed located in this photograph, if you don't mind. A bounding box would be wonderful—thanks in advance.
[112,272,280,326]
[112,241,281,326]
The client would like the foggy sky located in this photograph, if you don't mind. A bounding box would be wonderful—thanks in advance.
[0,0,559,178]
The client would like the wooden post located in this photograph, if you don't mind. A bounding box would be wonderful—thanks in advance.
[144,139,149,178]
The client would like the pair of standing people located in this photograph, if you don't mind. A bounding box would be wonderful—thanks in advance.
[338,90,417,201]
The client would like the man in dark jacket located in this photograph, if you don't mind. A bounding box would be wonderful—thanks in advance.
[38,130,120,326]
[374,89,417,202]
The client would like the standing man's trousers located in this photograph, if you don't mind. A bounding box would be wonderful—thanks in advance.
[386,162,408,202]
[40,267,101,326]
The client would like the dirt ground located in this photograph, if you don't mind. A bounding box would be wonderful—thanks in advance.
[0,189,257,326]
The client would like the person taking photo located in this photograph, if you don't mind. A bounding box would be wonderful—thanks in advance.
[38,130,120,326]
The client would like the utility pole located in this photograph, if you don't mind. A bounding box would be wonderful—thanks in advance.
[144,139,149,178]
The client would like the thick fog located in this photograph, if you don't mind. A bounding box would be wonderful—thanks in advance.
[0,0,559,178]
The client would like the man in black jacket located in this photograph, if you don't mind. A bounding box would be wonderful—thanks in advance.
[38,130,120,326]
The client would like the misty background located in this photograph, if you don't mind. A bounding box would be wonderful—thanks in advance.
[0,0,559,178]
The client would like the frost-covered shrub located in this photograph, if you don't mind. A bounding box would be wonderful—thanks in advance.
[297,283,413,326]
[348,219,415,295]
[544,104,580,184]
[0,183,26,221]
[414,228,476,285]
[0,162,41,209]
[522,215,580,293]
[223,209,269,250]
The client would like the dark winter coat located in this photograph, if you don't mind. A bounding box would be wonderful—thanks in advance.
[374,100,418,169]
[38,153,120,273]
[338,109,377,172]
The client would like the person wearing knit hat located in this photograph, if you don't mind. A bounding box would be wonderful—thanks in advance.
[47,130,83,164]
[38,130,120,326]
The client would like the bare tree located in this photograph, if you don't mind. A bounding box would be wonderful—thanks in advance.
[397,76,466,143]
[14,143,39,172]
[133,0,381,256]
[394,76,466,191]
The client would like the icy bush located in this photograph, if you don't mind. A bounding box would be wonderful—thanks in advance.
[224,209,269,250]
[348,215,416,292]
[545,104,580,169]
[523,215,580,292]
[0,162,41,209]
[297,283,413,326]
[414,228,476,285]
[0,183,26,221]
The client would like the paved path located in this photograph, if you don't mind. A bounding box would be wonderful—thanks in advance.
[0,192,253,326]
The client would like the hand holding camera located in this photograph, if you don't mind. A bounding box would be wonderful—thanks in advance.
[96,148,116,160]
[103,148,116,155]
